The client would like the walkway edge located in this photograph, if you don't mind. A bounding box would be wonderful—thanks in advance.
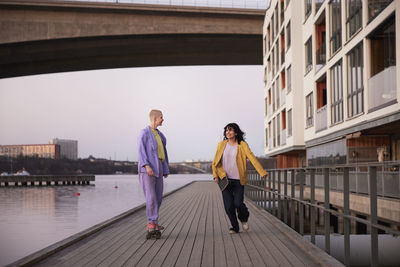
[7,180,197,267]
[245,197,344,267]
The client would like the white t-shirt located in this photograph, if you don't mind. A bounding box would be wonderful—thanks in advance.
[222,142,240,180]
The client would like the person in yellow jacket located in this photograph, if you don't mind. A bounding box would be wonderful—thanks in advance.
[212,123,267,233]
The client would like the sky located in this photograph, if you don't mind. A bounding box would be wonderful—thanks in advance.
[0,66,266,162]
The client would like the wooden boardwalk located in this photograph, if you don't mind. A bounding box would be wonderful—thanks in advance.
[15,181,342,267]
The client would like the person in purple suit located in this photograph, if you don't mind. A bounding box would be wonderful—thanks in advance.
[138,109,169,237]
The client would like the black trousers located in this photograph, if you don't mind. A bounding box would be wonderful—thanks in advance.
[222,178,249,232]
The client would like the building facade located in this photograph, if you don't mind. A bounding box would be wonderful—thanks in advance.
[49,138,78,160]
[264,0,399,167]
[0,144,60,159]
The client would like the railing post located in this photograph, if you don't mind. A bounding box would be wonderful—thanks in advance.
[324,168,330,254]
[343,167,350,266]
[277,169,281,220]
[299,169,305,235]
[284,169,288,224]
[291,169,295,229]
[272,169,276,216]
[268,170,272,213]
[310,169,316,244]
[369,166,378,267]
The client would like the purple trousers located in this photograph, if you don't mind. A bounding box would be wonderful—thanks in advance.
[139,160,164,224]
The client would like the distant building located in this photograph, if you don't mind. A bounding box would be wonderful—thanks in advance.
[263,0,399,167]
[0,144,60,159]
[49,138,78,160]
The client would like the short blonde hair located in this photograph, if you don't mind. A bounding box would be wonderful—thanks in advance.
[149,109,162,120]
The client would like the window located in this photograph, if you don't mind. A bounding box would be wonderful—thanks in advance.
[316,0,325,12]
[331,60,343,124]
[272,82,276,111]
[368,0,393,21]
[347,43,364,117]
[275,4,279,33]
[280,0,285,24]
[277,113,281,146]
[287,65,292,92]
[305,0,312,20]
[306,93,314,127]
[305,37,313,73]
[330,0,342,55]
[265,97,269,116]
[347,0,362,39]
[264,36,267,56]
[286,21,291,50]
[273,117,276,147]
[276,80,280,108]
[271,15,275,41]
[288,109,292,136]
[370,17,396,76]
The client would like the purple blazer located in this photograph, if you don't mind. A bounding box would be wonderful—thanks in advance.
[137,126,169,176]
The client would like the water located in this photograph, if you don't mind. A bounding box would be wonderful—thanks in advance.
[0,174,211,266]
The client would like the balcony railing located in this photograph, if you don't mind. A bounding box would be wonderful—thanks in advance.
[281,129,286,145]
[281,50,285,65]
[245,161,400,266]
[281,87,286,106]
[316,105,327,132]
[267,71,272,86]
[368,66,397,112]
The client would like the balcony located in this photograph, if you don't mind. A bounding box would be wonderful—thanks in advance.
[282,129,286,145]
[368,66,397,112]
[316,105,327,132]
[281,87,286,106]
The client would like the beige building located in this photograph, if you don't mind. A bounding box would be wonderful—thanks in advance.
[49,138,78,160]
[0,144,60,159]
[263,0,399,168]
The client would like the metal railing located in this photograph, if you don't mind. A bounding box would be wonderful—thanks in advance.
[245,161,400,266]
[62,0,268,9]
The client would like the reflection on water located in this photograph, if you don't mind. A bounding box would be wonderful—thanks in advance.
[0,174,210,266]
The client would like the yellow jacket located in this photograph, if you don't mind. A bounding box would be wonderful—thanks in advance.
[212,140,267,185]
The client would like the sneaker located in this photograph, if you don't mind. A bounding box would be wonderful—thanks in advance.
[242,222,249,231]
[155,224,164,231]
[229,228,238,234]
[147,222,155,232]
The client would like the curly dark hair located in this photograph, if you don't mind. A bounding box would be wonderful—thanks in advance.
[223,123,245,144]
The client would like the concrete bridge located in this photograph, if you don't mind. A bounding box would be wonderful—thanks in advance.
[0,0,265,78]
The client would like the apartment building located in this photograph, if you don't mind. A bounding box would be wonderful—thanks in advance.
[0,144,60,159]
[49,138,78,160]
[264,0,399,168]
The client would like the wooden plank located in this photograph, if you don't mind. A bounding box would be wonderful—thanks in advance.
[217,189,241,267]
[161,193,205,267]
[201,190,215,267]
[210,186,226,267]
[136,188,204,266]
[173,188,208,266]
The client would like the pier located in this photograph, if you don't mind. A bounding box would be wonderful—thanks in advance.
[9,181,342,266]
[0,175,95,187]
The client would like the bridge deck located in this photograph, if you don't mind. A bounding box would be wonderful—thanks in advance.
[24,181,341,266]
